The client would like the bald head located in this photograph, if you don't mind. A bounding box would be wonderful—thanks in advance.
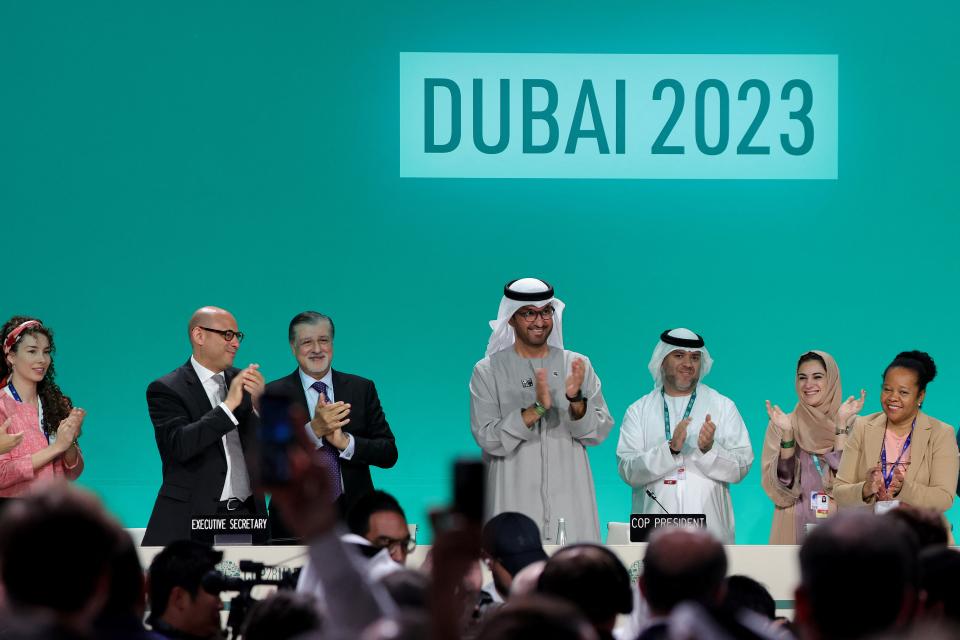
[641,528,727,616]
[188,306,240,372]
[188,306,233,335]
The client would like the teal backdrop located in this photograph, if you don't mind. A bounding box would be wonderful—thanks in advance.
[2,1,958,542]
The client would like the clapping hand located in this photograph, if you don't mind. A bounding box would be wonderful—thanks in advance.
[55,408,86,451]
[565,358,585,399]
[535,368,552,411]
[225,364,265,410]
[765,400,793,439]
[698,414,716,453]
[0,417,24,454]
[669,417,690,453]
[862,464,884,501]
[878,465,906,501]
[311,393,351,450]
[838,389,867,427]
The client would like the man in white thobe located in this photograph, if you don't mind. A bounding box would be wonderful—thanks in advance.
[616,329,753,544]
[470,278,614,543]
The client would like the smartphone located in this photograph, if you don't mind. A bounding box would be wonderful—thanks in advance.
[452,458,485,523]
[254,392,304,487]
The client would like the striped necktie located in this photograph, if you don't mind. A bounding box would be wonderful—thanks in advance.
[311,380,343,502]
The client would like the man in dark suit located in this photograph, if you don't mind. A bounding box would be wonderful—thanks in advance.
[266,311,398,542]
[143,306,266,546]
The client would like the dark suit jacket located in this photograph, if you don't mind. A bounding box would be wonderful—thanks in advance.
[142,359,266,546]
[265,368,398,540]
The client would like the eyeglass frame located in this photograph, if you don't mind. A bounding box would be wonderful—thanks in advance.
[198,326,245,343]
[371,534,417,555]
[513,306,555,322]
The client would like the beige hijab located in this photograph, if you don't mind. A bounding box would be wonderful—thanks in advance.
[762,350,842,544]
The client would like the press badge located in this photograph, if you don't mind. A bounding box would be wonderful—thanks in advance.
[875,499,900,515]
[664,467,685,485]
[815,493,830,518]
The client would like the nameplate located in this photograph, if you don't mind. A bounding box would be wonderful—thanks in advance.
[191,516,269,545]
[629,513,707,542]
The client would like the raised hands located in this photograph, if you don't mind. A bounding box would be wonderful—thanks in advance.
[0,417,24,454]
[837,389,867,428]
[225,364,266,411]
[765,400,793,438]
[877,465,906,501]
[698,414,716,453]
[55,408,86,452]
[862,464,884,501]
[310,391,351,450]
[565,358,585,399]
[535,368,552,411]
[669,417,691,453]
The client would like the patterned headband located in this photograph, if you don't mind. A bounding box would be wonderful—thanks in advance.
[3,320,42,355]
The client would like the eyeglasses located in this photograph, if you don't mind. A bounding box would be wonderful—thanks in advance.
[199,326,245,343]
[515,307,554,321]
[372,535,417,555]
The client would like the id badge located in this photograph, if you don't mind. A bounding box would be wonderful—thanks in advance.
[815,493,830,519]
[664,467,685,485]
[875,499,900,515]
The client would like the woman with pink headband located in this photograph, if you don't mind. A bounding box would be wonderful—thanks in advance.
[0,315,85,495]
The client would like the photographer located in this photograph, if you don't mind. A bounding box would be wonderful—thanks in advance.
[147,540,224,640]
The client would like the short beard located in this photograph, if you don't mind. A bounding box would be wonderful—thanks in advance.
[664,373,699,393]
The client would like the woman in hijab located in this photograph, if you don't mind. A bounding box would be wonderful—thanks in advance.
[761,351,864,544]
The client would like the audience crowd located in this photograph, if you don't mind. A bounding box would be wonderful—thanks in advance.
[2,456,960,640]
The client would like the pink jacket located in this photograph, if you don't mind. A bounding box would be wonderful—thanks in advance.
[0,394,83,496]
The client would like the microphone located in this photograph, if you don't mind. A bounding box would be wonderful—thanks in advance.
[646,489,670,515]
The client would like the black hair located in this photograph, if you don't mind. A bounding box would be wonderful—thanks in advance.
[147,540,223,623]
[346,490,406,537]
[722,575,776,620]
[920,547,960,624]
[97,534,146,619]
[797,351,827,371]
[799,512,919,640]
[477,595,594,640]
[0,485,124,614]
[381,568,431,611]
[884,350,937,391]
[241,591,323,640]
[641,531,727,614]
[885,505,948,550]
[288,311,335,344]
[536,543,633,627]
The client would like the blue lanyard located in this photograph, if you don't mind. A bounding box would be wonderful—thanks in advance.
[7,381,48,443]
[811,454,825,479]
[662,388,697,441]
[881,418,915,489]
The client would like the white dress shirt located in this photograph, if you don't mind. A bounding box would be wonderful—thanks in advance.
[299,368,356,460]
[190,356,251,501]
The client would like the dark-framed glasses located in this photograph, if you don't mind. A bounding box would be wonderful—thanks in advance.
[372,535,416,555]
[199,326,245,343]
[515,306,555,321]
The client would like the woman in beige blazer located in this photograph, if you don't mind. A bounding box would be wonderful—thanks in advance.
[834,351,958,513]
